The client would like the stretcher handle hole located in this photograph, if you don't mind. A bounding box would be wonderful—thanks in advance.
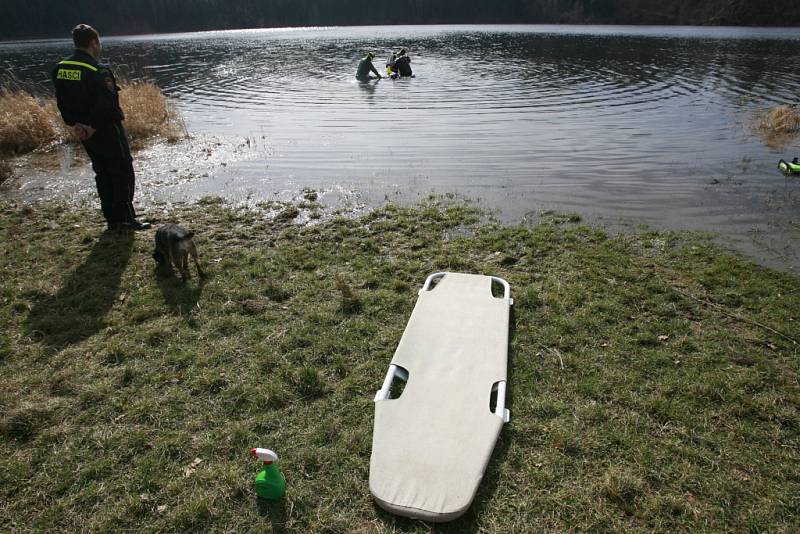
[389,366,408,399]
[490,276,512,301]
[420,272,446,293]
[491,279,505,298]
[490,381,511,422]
[374,365,409,401]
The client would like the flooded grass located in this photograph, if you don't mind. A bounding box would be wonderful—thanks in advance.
[752,104,800,148]
[0,81,184,156]
[1,198,798,531]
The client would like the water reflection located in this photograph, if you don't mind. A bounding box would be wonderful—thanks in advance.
[2,25,800,271]
[357,80,379,102]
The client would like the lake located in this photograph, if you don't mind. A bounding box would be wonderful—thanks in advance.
[2,25,800,271]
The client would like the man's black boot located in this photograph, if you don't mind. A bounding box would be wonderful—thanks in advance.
[120,220,152,231]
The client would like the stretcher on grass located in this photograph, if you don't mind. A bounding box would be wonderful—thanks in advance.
[370,272,512,522]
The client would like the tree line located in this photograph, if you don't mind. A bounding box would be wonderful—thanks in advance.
[4,0,799,40]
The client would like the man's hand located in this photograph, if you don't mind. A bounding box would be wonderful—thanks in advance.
[72,123,96,141]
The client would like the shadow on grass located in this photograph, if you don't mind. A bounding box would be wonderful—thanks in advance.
[155,264,204,318]
[24,230,133,348]
[256,497,288,533]
[372,303,518,531]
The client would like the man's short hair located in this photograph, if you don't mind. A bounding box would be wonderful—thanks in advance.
[72,24,99,49]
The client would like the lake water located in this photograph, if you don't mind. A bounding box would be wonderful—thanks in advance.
[2,25,800,271]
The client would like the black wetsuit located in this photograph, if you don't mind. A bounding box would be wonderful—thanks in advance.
[395,55,412,77]
[52,49,137,228]
[356,57,380,81]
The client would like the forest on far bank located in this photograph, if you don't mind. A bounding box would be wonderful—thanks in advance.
[4,0,799,40]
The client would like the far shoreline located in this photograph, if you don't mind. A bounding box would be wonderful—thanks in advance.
[3,22,800,43]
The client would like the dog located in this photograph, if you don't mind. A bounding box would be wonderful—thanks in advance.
[152,223,204,281]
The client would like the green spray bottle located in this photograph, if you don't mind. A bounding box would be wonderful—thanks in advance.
[250,448,285,500]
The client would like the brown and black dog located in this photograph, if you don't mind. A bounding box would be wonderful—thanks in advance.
[152,223,204,281]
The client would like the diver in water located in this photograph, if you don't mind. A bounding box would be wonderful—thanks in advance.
[385,51,398,78]
[355,52,382,81]
[394,48,413,78]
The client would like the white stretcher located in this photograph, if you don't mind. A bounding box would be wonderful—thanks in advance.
[369,272,512,522]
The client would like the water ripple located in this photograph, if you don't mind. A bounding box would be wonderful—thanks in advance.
[3,25,800,271]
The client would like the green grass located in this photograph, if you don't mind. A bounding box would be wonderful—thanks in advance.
[1,199,798,532]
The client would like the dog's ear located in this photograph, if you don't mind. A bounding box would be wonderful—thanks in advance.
[153,250,165,263]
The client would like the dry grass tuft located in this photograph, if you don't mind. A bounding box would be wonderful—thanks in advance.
[752,104,800,148]
[119,81,186,143]
[0,81,185,155]
[335,276,362,314]
[0,89,66,154]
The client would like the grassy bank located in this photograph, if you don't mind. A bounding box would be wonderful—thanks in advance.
[0,81,185,156]
[1,199,798,532]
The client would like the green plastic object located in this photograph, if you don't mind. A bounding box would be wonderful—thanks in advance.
[254,462,285,500]
[778,159,800,175]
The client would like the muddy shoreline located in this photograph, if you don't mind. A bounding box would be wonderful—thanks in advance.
[2,135,799,274]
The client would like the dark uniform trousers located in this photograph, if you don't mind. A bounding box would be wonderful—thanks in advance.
[83,122,136,225]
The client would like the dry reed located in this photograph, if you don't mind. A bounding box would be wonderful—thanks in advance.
[0,81,185,155]
[0,89,66,154]
[752,104,800,148]
[118,81,186,143]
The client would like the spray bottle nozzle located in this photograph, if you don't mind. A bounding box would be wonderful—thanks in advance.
[251,447,278,465]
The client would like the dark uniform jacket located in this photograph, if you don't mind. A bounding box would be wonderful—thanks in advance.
[53,50,130,158]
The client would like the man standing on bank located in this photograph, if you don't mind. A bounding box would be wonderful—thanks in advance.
[52,24,150,231]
